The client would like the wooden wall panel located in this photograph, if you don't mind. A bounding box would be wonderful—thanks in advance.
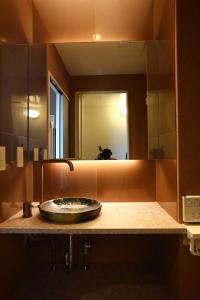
[156,160,177,220]
[148,0,178,220]
[47,44,71,97]
[28,44,47,160]
[0,44,28,160]
[147,0,176,160]
[34,160,156,203]
[0,162,33,223]
[176,0,200,222]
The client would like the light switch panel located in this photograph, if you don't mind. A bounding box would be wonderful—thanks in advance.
[17,147,24,167]
[0,146,6,171]
[43,148,47,160]
[182,195,200,222]
[33,147,39,161]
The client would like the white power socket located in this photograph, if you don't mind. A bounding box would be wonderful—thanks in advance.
[182,195,200,222]
[43,148,47,160]
[33,148,39,161]
[17,147,24,167]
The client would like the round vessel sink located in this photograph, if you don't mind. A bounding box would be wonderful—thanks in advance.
[39,197,102,223]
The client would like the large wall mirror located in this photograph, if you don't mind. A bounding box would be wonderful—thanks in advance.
[48,41,148,160]
[0,1,176,162]
[0,41,175,162]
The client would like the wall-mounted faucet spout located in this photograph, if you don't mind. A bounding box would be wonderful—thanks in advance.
[23,159,74,218]
[41,159,74,203]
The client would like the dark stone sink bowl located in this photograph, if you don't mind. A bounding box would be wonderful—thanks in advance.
[39,197,102,223]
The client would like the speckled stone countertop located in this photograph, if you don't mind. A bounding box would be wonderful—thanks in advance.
[0,202,186,235]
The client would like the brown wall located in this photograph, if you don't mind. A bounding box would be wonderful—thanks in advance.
[147,0,176,160]
[166,2,200,296]
[176,0,200,222]
[0,162,33,222]
[0,43,46,222]
[156,160,177,220]
[34,160,156,203]
[47,44,70,97]
[0,44,31,222]
[0,44,28,160]
[148,0,178,220]
[70,74,148,159]
[0,0,32,44]
[0,2,34,293]
[28,44,48,159]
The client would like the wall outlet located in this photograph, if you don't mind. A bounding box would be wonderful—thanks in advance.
[33,147,39,161]
[17,147,24,167]
[0,146,6,171]
[182,195,200,222]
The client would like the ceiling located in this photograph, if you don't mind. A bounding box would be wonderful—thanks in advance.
[32,0,153,43]
[55,41,146,76]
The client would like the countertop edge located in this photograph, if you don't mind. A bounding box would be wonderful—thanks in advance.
[0,228,187,235]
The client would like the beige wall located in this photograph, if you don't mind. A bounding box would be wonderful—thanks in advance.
[80,93,128,160]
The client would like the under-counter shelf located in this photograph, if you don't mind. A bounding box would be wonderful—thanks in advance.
[185,225,200,239]
[0,202,186,235]
[183,225,200,256]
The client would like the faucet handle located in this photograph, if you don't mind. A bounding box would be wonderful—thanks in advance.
[22,202,39,218]
[22,201,32,218]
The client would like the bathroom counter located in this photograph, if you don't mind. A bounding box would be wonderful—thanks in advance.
[0,202,186,234]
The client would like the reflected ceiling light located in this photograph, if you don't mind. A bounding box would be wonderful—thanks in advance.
[93,34,102,41]
[120,93,127,116]
[29,95,41,103]
[23,109,40,119]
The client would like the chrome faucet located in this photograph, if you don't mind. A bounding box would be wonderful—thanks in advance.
[41,159,74,203]
[23,158,74,218]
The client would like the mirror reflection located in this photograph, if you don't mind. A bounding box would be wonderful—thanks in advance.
[76,91,128,160]
[48,41,148,160]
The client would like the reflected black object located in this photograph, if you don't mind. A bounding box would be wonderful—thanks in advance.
[97,146,112,160]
